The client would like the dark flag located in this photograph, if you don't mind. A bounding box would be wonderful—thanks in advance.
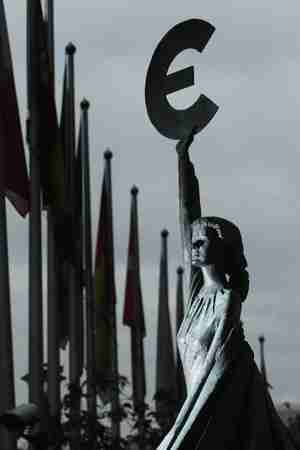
[75,120,84,376]
[56,52,77,349]
[80,99,97,435]
[27,0,65,213]
[94,150,118,405]
[123,186,146,410]
[60,61,68,197]
[0,0,29,217]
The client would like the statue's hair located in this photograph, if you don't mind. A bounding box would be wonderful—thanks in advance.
[192,216,249,302]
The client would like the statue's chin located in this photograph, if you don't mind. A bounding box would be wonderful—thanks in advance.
[192,260,204,268]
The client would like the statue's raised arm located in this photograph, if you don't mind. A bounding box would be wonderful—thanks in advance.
[176,129,201,297]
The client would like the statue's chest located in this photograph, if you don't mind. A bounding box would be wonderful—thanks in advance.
[177,293,219,369]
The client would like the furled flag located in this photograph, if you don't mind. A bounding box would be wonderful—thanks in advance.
[75,120,84,376]
[27,0,65,214]
[60,61,69,202]
[123,186,146,410]
[0,0,29,217]
[94,150,117,404]
[155,229,177,429]
[57,55,78,264]
[57,117,83,350]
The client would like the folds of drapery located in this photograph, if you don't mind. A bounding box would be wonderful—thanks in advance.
[157,289,244,449]
[157,288,298,450]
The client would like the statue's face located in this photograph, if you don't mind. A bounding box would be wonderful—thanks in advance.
[191,222,222,268]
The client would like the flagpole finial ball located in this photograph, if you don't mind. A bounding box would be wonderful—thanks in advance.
[104,149,113,160]
[81,98,90,110]
[177,266,184,275]
[66,42,76,55]
[161,229,169,238]
[259,335,265,343]
[131,186,139,196]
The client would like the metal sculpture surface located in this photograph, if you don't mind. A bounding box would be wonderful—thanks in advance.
[145,20,298,449]
[145,19,218,140]
[155,131,299,449]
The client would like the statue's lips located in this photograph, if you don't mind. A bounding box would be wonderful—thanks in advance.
[192,258,204,265]
[192,254,204,261]
[192,254,208,266]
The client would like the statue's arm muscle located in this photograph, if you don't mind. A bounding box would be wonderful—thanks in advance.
[178,151,201,290]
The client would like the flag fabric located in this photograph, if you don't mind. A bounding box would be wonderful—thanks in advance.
[56,53,79,349]
[0,0,29,217]
[94,152,117,404]
[155,229,177,427]
[27,0,65,214]
[81,99,97,421]
[56,61,69,349]
[60,61,69,200]
[56,118,83,348]
[28,0,71,263]
[123,186,146,409]
[56,58,77,264]
[75,120,83,281]
[175,266,187,410]
[75,120,84,375]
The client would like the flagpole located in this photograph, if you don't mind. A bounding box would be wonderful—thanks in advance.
[104,149,121,447]
[81,99,97,444]
[75,121,84,384]
[0,0,27,446]
[129,186,145,409]
[66,42,81,450]
[0,192,17,449]
[125,186,147,448]
[44,0,61,443]
[27,0,44,422]
[44,0,54,86]
[175,266,186,411]
[259,335,272,390]
[155,229,176,431]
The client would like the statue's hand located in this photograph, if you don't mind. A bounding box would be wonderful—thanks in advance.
[176,127,197,156]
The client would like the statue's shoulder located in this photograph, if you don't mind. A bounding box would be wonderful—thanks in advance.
[215,288,242,315]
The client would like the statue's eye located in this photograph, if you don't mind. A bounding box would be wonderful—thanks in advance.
[193,239,204,249]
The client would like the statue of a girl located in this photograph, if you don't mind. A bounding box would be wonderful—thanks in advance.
[157,130,298,449]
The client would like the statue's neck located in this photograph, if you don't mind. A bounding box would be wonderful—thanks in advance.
[201,264,226,290]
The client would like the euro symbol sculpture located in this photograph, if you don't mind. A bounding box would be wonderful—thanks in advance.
[145,19,219,140]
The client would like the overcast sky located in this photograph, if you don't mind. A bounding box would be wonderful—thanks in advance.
[3,0,300,409]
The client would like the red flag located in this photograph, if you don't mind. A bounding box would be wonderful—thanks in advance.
[0,0,29,217]
[123,186,146,409]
